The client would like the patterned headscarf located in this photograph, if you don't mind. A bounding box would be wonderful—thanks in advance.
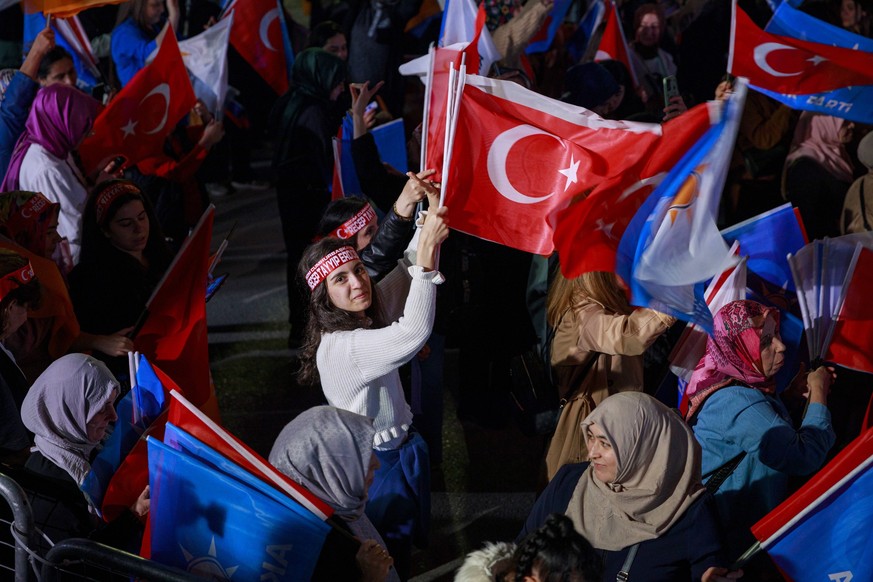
[20,354,118,485]
[0,84,101,192]
[685,300,779,419]
[566,393,705,551]
[0,69,16,103]
[0,191,60,257]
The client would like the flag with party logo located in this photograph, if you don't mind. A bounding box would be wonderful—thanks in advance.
[616,81,745,331]
[729,0,873,123]
[147,434,330,581]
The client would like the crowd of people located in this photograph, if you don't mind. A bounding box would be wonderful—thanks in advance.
[0,0,871,579]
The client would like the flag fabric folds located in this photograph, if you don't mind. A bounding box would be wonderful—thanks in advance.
[148,432,330,581]
[37,0,126,18]
[749,426,873,580]
[224,0,290,95]
[729,1,873,123]
[442,73,667,256]
[177,14,233,115]
[439,0,501,75]
[78,27,196,175]
[763,0,873,124]
[166,390,333,520]
[616,82,745,330]
[826,247,873,374]
[134,206,217,419]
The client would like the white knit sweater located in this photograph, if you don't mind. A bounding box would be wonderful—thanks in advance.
[316,261,444,449]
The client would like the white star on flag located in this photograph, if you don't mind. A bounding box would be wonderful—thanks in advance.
[121,119,138,138]
[558,155,580,192]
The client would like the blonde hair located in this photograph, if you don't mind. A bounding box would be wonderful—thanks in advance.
[546,271,631,327]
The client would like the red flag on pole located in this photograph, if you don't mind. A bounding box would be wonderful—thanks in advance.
[133,206,218,419]
[224,0,289,95]
[826,247,873,374]
[78,27,196,175]
[594,0,638,88]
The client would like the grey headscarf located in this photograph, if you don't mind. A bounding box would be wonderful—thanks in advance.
[21,354,118,485]
[269,406,375,520]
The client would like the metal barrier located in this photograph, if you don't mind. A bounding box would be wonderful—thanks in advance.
[0,471,203,582]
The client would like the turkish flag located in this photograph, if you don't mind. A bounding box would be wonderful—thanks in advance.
[826,247,873,374]
[424,45,467,180]
[553,101,716,277]
[133,206,217,419]
[224,0,289,95]
[78,27,195,176]
[594,0,638,88]
[730,2,873,95]
[443,76,667,255]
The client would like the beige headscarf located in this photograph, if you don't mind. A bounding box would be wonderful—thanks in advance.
[565,392,705,551]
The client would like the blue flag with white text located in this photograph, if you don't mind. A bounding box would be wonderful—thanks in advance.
[148,435,330,581]
[762,1,873,123]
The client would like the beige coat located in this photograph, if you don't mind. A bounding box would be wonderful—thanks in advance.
[545,299,674,479]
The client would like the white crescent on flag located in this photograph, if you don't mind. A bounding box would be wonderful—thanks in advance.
[140,83,172,135]
[260,8,280,52]
[753,43,805,77]
[487,125,563,204]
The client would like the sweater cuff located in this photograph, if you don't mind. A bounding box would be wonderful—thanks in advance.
[407,264,445,285]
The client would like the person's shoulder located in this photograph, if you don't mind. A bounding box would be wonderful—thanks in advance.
[708,384,769,405]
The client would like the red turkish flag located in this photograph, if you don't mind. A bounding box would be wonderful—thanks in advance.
[729,3,873,95]
[424,45,466,180]
[553,101,716,276]
[78,28,196,175]
[224,0,289,95]
[594,0,638,88]
[443,76,669,255]
[134,206,217,418]
[826,247,873,374]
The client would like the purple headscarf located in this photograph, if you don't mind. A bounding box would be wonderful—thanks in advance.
[0,84,101,192]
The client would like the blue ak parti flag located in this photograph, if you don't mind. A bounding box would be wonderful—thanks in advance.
[761,1,873,124]
[615,82,745,332]
[339,114,408,198]
[525,0,574,54]
[148,431,330,581]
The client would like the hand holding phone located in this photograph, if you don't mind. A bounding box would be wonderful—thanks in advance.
[662,75,680,107]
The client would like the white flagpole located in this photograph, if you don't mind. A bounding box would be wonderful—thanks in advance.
[420,44,436,173]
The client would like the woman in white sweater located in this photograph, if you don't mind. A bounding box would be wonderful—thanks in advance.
[296,204,448,579]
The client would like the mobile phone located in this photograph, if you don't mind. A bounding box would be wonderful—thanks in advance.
[663,75,680,107]
[365,101,379,114]
[105,155,126,174]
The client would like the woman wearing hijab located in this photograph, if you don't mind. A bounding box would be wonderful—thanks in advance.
[544,271,675,480]
[686,300,835,569]
[20,353,149,547]
[269,406,397,581]
[519,392,739,582]
[0,249,41,467]
[0,191,133,381]
[783,112,856,240]
[0,83,101,266]
[269,47,347,345]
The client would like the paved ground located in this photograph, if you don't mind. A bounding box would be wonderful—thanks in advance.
[205,175,546,580]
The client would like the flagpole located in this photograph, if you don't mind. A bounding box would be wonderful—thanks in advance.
[730,541,761,570]
[787,253,815,360]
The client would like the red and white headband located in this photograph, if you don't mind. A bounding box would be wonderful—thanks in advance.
[0,261,35,301]
[306,246,360,291]
[331,204,376,240]
[95,182,142,225]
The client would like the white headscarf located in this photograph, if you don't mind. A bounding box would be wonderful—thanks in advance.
[566,392,705,551]
[21,354,118,485]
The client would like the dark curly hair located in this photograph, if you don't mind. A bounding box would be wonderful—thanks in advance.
[296,237,380,385]
[514,514,602,582]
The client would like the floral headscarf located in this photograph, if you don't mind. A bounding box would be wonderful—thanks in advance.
[685,300,779,419]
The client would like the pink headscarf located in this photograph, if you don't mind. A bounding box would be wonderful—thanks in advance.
[0,84,101,192]
[685,300,779,419]
[785,112,854,184]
